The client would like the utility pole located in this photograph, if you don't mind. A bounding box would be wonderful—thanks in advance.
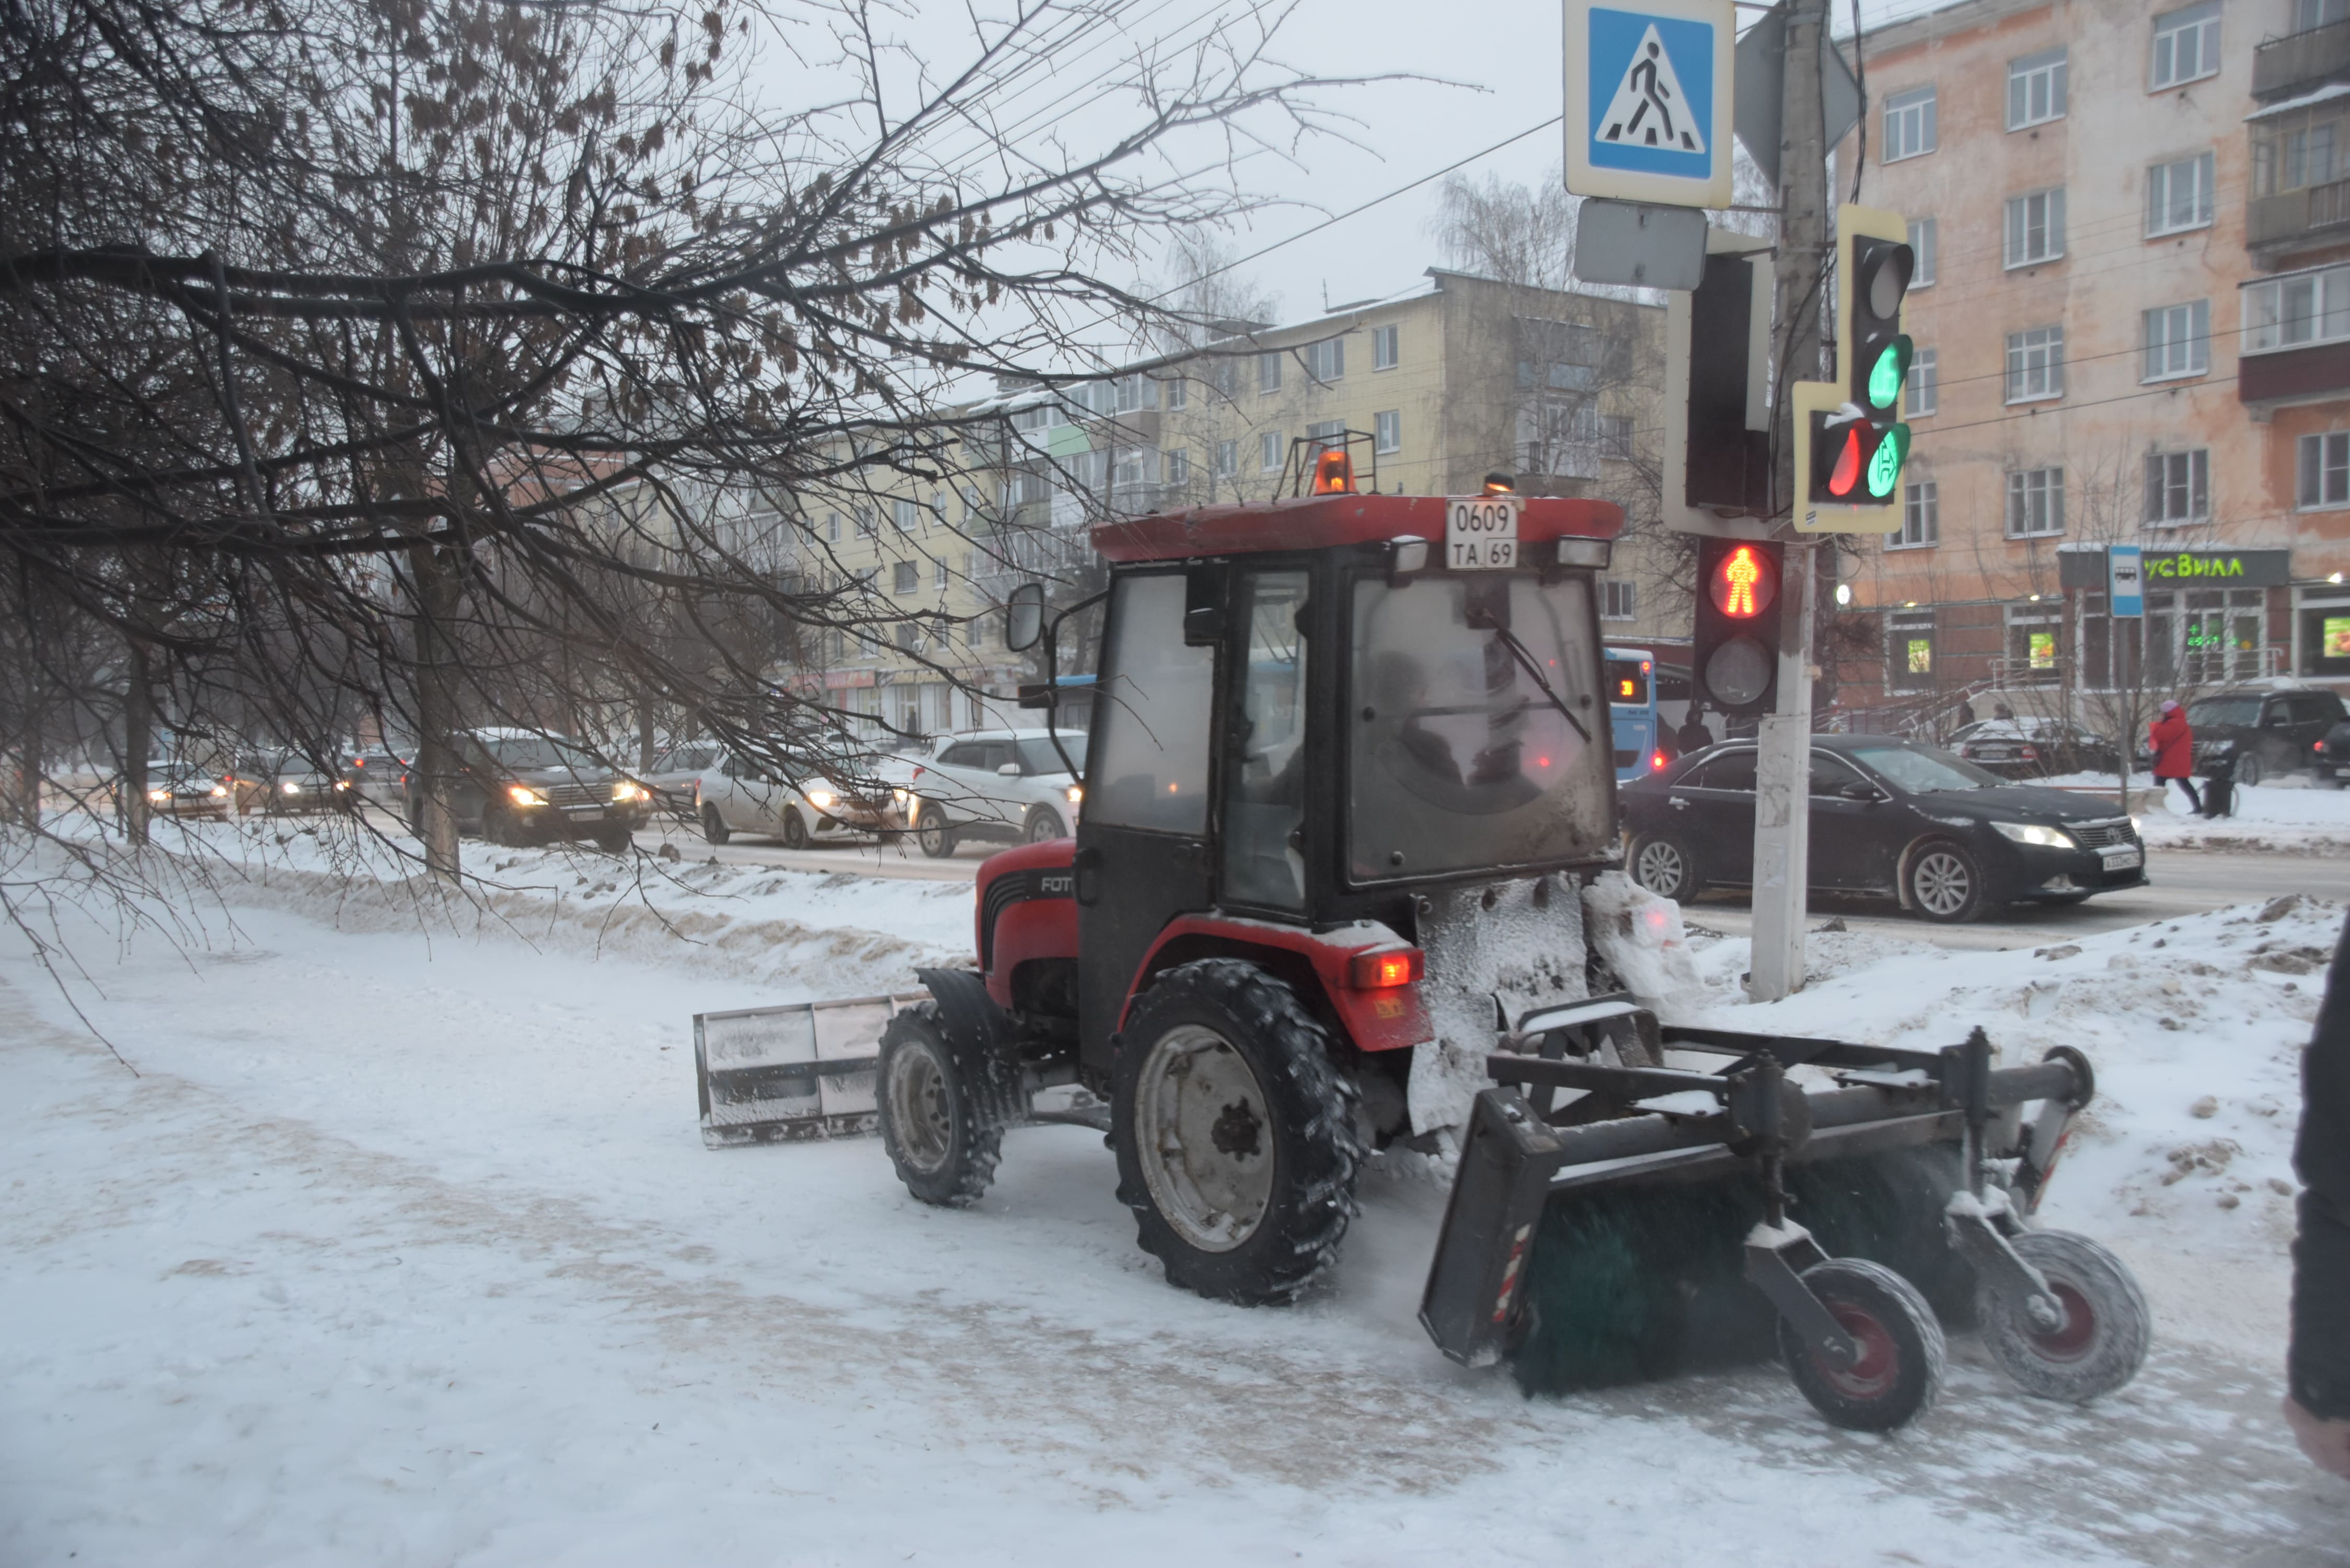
[1748,0,1834,1004]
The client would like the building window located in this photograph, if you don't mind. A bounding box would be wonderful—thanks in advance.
[1907,217,1936,286]
[1304,419,1344,451]
[2152,3,2220,88]
[1905,347,1938,417]
[1883,87,1936,161]
[2005,325,2064,402]
[2143,300,2209,381]
[1257,352,1283,394]
[2298,0,2348,32]
[892,560,919,594]
[2004,188,2066,267]
[934,559,949,591]
[1895,480,1939,548]
[2006,467,2065,537]
[1889,609,1937,691]
[1259,431,1282,471]
[2300,431,2350,508]
[2285,123,2338,192]
[1167,377,1187,410]
[1215,439,1238,477]
[2148,152,2215,235]
[1600,579,1638,621]
[1305,338,1344,382]
[1113,373,1158,413]
[1112,444,1152,488]
[1374,409,1401,453]
[894,622,919,651]
[2245,264,2350,352]
[2007,49,2067,131]
[826,512,842,542]
[855,508,877,538]
[1373,325,1399,370]
[2144,449,2210,525]
[893,498,920,532]
[1164,447,1190,486]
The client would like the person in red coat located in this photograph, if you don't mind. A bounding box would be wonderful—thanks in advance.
[2148,699,2199,813]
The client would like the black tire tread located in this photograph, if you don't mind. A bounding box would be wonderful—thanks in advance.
[1977,1229,2150,1403]
[1113,958,1364,1306]
[877,1001,1019,1207]
[1778,1256,1947,1432]
[701,804,730,845]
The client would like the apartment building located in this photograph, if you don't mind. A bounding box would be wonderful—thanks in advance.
[793,267,1675,740]
[1840,0,2350,725]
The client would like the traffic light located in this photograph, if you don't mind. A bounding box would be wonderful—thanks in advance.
[1692,537,1783,718]
[1831,207,1915,503]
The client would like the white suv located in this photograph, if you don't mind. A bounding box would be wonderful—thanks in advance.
[911,729,1086,856]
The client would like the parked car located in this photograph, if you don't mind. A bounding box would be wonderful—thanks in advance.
[692,748,901,848]
[141,761,233,820]
[401,729,651,851]
[1947,717,2118,779]
[340,747,409,806]
[2182,685,2347,785]
[641,741,725,814]
[226,748,350,814]
[907,728,1086,857]
[2316,719,2350,788]
[1621,734,2147,924]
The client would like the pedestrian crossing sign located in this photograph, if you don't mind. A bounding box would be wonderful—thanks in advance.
[1565,0,1734,208]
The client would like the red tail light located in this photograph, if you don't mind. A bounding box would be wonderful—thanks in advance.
[1650,751,1667,771]
[2020,745,2038,760]
[1346,947,1424,989]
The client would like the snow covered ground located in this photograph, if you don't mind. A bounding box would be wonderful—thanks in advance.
[2034,769,2350,855]
[4,831,2346,1565]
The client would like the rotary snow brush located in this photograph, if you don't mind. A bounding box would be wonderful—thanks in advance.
[1419,1002,2152,1431]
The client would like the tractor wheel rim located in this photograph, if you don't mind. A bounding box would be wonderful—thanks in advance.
[1815,1301,1900,1399]
[1635,840,1683,894]
[1133,1023,1274,1253]
[886,1042,954,1173]
[1915,852,1969,915]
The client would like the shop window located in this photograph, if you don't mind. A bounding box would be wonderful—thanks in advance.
[1889,609,1937,692]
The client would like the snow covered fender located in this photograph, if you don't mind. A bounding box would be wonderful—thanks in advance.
[1117,914,1432,1055]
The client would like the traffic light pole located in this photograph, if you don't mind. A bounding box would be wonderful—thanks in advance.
[1749,0,1834,1004]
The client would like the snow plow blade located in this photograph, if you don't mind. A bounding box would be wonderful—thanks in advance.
[1420,1017,2133,1428]
[694,993,928,1147]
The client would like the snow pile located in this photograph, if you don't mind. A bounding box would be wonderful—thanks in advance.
[1672,893,2337,1352]
[2132,773,2350,855]
[1582,868,1703,1004]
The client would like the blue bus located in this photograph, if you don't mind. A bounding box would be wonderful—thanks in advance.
[1606,645,1664,785]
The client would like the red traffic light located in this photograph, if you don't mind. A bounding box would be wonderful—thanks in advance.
[1827,425,1863,498]
[1709,544,1778,620]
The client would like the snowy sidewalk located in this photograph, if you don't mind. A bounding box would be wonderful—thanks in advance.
[3,884,2346,1565]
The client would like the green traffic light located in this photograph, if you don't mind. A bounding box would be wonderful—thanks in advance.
[1868,340,1910,409]
[1865,423,1911,499]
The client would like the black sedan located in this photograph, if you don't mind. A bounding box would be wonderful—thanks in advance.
[1621,735,2147,923]
[401,729,652,852]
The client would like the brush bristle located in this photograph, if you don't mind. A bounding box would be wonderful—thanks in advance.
[1510,1146,1973,1397]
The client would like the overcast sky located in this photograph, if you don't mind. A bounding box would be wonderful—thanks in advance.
[1122,0,1943,325]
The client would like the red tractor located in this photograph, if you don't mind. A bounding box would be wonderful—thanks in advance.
[873,478,1632,1304]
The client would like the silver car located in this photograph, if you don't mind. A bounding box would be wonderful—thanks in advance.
[692,750,901,849]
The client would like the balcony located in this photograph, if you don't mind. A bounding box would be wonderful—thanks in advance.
[2247,176,2350,264]
[2238,337,2350,405]
[2253,17,2350,99]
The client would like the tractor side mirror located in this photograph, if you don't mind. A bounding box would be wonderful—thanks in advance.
[1005,582,1045,652]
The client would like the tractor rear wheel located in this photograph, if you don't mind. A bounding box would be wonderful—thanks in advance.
[1112,959,1363,1306]
[877,1001,1018,1207]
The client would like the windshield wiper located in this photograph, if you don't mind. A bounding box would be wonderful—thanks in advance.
[1487,626,1592,743]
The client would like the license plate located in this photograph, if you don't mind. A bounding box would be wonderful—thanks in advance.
[1447,497,1519,569]
[2099,847,2142,870]
[565,806,605,821]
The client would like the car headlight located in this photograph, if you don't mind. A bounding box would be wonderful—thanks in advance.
[508,785,548,807]
[1065,785,1084,804]
[804,788,836,811]
[280,780,301,793]
[210,784,228,797]
[334,780,349,791]
[610,781,643,803]
[892,788,909,808]
[1990,821,2073,848]
[146,788,168,802]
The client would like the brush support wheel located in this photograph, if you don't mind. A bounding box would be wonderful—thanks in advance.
[1976,1230,2149,1403]
[1778,1258,1946,1432]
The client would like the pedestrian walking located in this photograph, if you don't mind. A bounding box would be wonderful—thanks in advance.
[2287,910,2350,1480]
[1676,707,1715,756]
[2149,699,2201,814]
[1955,697,1977,727]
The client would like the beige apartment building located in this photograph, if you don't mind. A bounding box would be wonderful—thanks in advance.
[790,268,1675,741]
[1840,0,2350,725]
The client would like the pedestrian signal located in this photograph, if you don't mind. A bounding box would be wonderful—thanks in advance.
[1693,537,1783,717]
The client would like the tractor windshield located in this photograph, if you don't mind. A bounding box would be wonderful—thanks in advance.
[1346,573,1614,882]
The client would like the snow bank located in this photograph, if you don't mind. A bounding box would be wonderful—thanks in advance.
[2034,769,2350,854]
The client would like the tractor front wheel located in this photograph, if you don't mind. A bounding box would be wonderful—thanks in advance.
[1112,959,1363,1306]
[877,1001,1018,1207]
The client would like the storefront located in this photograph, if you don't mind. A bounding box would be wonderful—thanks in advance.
[2057,547,2294,688]
[2296,581,2350,679]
